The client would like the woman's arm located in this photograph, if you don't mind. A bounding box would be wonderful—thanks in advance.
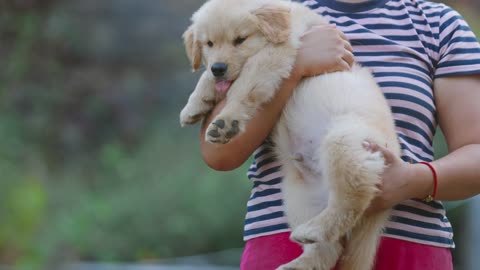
[200,25,354,171]
[200,77,300,171]
[430,74,480,200]
[367,74,480,212]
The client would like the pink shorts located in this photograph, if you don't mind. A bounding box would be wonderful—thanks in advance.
[240,232,453,270]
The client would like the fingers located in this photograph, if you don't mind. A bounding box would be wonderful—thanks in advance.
[362,141,396,165]
[338,29,353,50]
[343,39,353,52]
[362,141,379,152]
[328,53,353,73]
[338,27,354,68]
[341,35,354,67]
[338,59,351,72]
[343,49,355,68]
[338,30,349,43]
[297,23,355,75]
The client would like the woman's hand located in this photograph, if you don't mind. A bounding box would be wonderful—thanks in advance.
[291,24,355,80]
[363,142,434,214]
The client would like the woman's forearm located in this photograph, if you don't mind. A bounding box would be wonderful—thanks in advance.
[404,144,480,202]
[200,77,300,171]
[430,144,480,201]
[424,75,480,201]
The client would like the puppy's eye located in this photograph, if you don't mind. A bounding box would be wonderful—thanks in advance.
[207,41,213,47]
[234,36,247,46]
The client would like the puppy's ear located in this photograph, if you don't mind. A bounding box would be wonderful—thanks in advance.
[251,5,291,44]
[183,25,202,71]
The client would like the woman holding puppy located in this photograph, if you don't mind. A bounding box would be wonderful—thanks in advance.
[200,0,480,269]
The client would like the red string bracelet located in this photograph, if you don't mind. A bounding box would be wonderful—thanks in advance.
[418,162,438,202]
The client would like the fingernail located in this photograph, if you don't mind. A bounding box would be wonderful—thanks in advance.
[362,141,371,149]
[300,29,313,38]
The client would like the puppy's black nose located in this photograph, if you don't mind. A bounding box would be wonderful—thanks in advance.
[211,63,228,77]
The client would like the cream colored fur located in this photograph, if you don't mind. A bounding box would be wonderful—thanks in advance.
[180,0,401,269]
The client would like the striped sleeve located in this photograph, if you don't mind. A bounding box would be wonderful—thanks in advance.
[435,6,480,78]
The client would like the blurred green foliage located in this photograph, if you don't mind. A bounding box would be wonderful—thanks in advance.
[0,116,251,267]
[0,0,478,269]
[0,0,250,268]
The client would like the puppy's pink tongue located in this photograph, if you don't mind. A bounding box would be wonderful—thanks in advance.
[215,80,232,93]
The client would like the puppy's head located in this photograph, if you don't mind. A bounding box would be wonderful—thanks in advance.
[183,0,291,93]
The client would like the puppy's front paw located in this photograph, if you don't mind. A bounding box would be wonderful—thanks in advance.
[180,109,204,126]
[179,99,215,126]
[205,116,243,144]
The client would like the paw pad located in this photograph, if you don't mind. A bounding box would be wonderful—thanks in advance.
[206,118,242,143]
[207,129,221,138]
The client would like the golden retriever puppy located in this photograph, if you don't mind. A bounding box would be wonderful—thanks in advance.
[180,0,401,269]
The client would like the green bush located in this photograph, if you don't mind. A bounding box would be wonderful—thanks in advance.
[45,124,248,260]
[0,118,251,267]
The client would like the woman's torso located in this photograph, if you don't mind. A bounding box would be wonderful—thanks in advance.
[244,0,480,248]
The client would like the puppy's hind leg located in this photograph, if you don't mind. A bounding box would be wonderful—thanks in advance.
[277,241,343,270]
[291,115,386,248]
[338,212,389,270]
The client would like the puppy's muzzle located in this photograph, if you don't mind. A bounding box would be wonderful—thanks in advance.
[211,62,228,77]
